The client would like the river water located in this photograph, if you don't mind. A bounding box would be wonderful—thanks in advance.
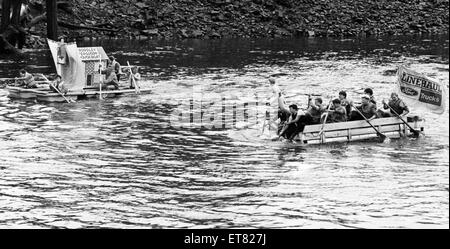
[0,35,448,228]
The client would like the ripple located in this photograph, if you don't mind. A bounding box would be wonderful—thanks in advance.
[0,35,448,228]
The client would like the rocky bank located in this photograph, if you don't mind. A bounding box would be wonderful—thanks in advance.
[58,0,449,39]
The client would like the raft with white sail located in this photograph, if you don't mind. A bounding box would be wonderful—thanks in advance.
[6,39,149,102]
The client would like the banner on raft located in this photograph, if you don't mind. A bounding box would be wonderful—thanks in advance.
[396,65,447,115]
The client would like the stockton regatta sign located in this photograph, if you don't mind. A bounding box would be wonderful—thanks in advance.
[397,66,447,114]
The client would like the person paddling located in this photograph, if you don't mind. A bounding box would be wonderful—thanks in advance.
[129,66,141,89]
[364,88,377,107]
[278,103,303,141]
[15,69,36,88]
[338,91,352,120]
[378,92,410,117]
[49,75,67,94]
[349,94,377,121]
[326,98,347,123]
[278,96,325,142]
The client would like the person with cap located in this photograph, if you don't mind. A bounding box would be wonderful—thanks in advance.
[349,94,377,121]
[378,92,410,118]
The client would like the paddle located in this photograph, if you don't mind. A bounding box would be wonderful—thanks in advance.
[51,84,73,103]
[384,100,421,137]
[283,93,321,100]
[318,99,333,139]
[350,103,388,142]
[127,61,140,94]
[44,79,73,103]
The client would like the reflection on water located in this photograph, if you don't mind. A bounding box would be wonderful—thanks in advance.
[0,35,448,228]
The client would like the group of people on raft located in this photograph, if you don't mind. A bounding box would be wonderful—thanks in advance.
[14,56,140,94]
[267,78,410,141]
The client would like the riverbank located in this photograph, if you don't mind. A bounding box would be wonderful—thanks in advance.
[30,0,449,41]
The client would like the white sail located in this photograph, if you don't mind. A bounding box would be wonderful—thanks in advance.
[47,39,85,92]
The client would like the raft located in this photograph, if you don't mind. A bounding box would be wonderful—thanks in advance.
[6,86,46,99]
[6,85,152,102]
[6,39,149,103]
[296,115,424,144]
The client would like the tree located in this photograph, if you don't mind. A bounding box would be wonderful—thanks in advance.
[0,0,26,54]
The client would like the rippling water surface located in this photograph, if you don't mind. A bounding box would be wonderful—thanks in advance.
[0,35,448,228]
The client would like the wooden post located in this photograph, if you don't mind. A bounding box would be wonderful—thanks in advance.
[0,0,12,32]
[46,0,58,40]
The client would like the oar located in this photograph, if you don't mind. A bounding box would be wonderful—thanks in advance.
[385,101,421,137]
[284,93,321,99]
[318,99,333,138]
[53,85,73,103]
[127,61,140,94]
[350,103,387,142]
[47,80,73,103]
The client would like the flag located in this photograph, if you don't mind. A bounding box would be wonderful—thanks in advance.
[396,65,447,115]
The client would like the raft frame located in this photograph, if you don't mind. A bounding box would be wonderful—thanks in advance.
[298,116,424,144]
[6,85,152,103]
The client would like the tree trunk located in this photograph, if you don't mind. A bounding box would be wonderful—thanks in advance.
[0,0,25,54]
[46,0,58,40]
[10,0,23,26]
[0,0,12,33]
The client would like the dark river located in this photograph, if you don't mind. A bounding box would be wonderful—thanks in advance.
[0,35,448,228]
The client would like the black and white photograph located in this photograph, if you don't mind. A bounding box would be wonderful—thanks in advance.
[0,0,448,237]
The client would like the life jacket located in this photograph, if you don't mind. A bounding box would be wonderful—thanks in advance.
[388,99,408,115]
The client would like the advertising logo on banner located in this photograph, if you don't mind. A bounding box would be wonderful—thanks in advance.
[396,66,447,115]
